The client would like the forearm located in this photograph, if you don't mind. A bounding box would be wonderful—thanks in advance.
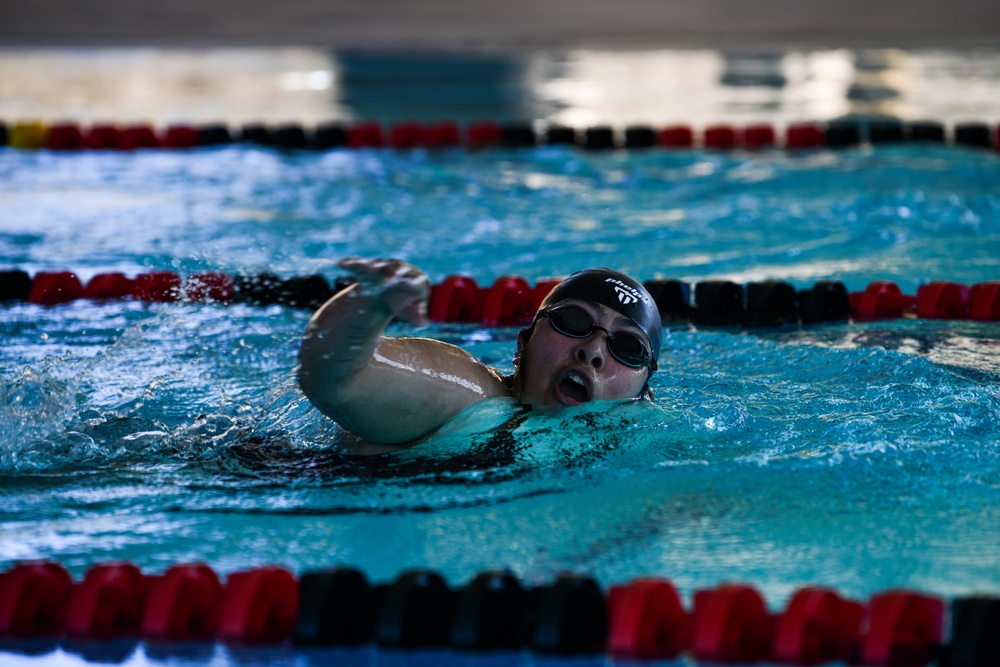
[298,283,392,393]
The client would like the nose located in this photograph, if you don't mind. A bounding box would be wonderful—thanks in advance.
[575,333,606,370]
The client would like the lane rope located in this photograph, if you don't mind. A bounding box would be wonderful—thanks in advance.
[2,269,999,325]
[2,119,999,152]
[1,561,996,665]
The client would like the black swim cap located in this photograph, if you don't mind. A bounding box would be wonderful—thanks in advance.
[539,268,662,364]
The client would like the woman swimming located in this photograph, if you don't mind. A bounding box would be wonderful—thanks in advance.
[298,258,661,452]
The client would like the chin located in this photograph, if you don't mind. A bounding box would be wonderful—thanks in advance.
[519,392,565,411]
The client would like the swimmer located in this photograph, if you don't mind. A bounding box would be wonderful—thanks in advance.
[298,258,661,453]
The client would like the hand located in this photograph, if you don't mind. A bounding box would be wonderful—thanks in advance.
[337,257,430,326]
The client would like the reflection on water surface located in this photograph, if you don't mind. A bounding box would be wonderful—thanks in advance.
[2,48,1000,127]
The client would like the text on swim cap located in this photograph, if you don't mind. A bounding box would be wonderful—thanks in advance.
[604,277,648,306]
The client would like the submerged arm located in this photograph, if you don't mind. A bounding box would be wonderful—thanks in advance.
[298,258,507,447]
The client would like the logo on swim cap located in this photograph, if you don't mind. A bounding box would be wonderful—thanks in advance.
[614,285,637,305]
[605,277,647,307]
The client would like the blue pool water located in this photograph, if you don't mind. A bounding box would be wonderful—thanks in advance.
[1,141,999,665]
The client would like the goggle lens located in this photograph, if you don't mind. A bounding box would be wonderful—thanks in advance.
[544,306,655,370]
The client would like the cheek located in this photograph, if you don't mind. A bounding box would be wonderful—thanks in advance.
[600,368,649,399]
[522,336,564,383]
[524,331,572,368]
[519,334,578,402]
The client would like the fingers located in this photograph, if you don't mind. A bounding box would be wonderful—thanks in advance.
[398,299,429,327]
[336,258,430,324]
[337,256,392,279]
[337,257,423,284]
[336,256,368,271]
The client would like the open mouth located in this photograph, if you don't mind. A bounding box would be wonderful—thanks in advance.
[554,370,592,406]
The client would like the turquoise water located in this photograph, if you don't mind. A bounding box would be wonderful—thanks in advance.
[1,143,1000,664]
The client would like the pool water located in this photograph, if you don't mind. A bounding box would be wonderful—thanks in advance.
[1,141,999,664]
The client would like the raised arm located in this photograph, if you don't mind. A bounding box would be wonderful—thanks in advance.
[298,258,508,448]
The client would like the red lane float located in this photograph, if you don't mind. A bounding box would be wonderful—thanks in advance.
[388,121,461,150]
[704,125,740,150]
[773,587,864,666]
[480,275,534,327]
[390,121,424,149]
[467,122,503,149]
[660,125,695,147]
[83,272,133,300]
[423,121,461,148]
[65,563,147,640]
[28,271,84,305]
[860,591,944,667]
[184,272,234,303]
[786,123,825,149]
[46,123,84,151]
[83,125,121,151]
[850,280,1000,322]
[0,562,74,638]
[132,271,182,302]
[970,282,1000,321]
[142,564,223,641]
[218,566,299,644]
[429,275,561,326]
[160,125,199,149]
[744,124,777,149]
[347,122,384,149]
[691,584,774,663]
[119,125,158,151]
[917,281,970,319]
[429,275,482,323]
[608,578,690,659]
[851,281,917,320]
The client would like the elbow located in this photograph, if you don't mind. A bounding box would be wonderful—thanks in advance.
[297,363,314,401]
[297,328,333,402]
[297,338,317,399]
[298,356,357,428]
[298,360,332,410]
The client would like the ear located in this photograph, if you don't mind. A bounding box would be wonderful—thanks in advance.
[639,383,655,401]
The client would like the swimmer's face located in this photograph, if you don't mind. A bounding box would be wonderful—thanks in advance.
[516,299,652,409]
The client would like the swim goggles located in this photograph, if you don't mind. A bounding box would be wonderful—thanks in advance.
[538,305,658,371]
